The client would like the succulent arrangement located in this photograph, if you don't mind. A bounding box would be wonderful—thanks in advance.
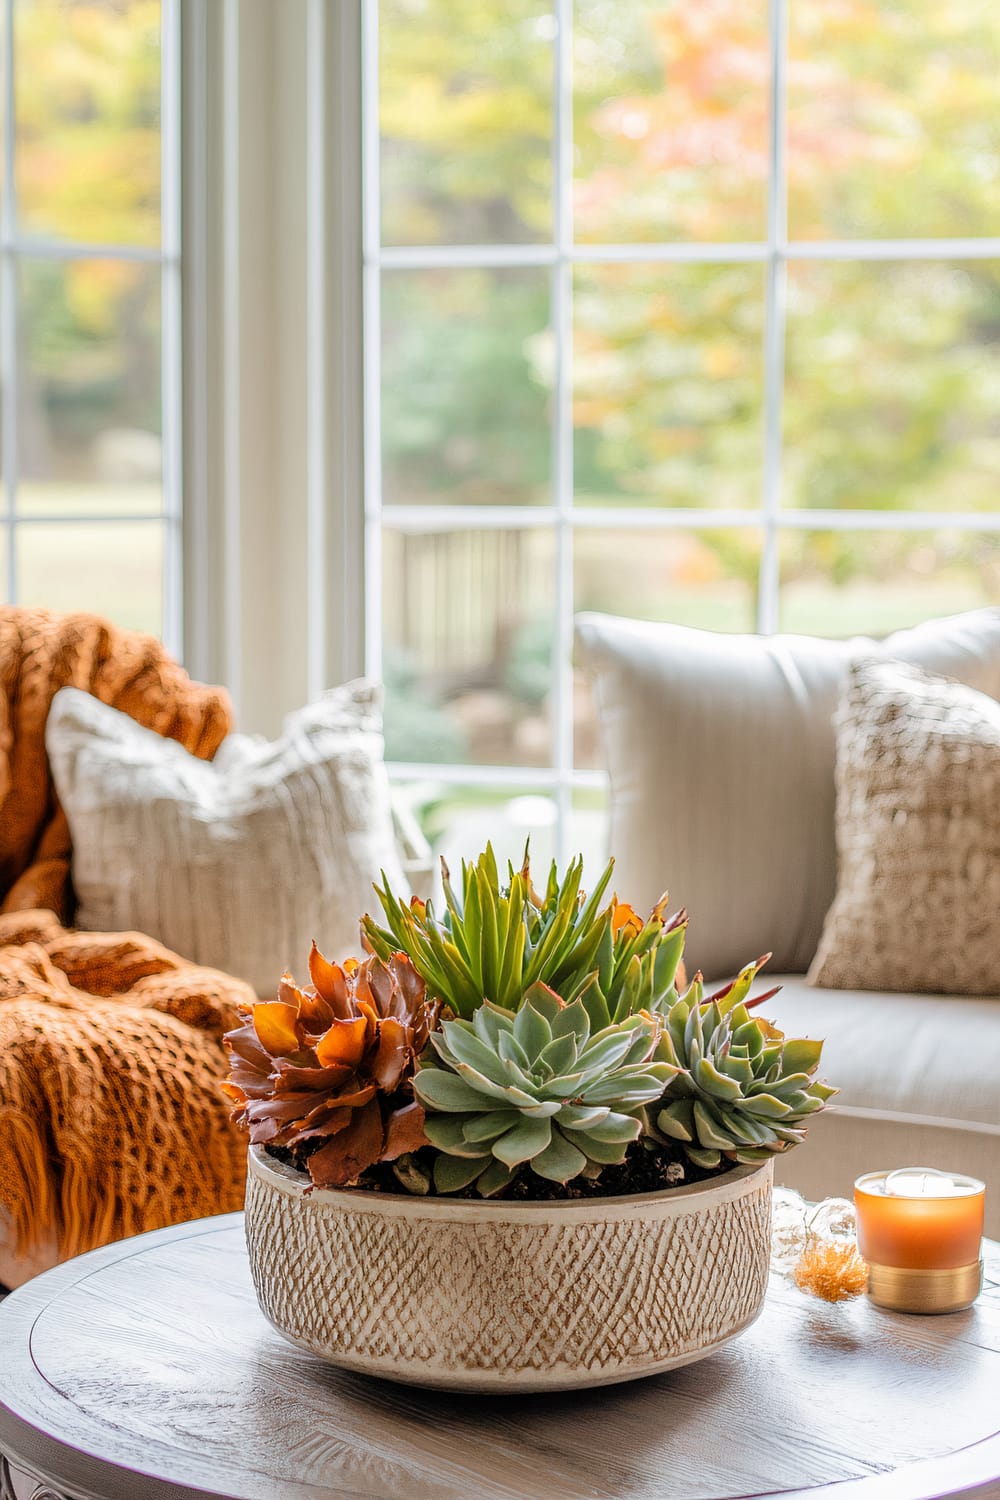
[225,847,834,1197]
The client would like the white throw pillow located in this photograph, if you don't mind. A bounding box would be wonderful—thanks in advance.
[47,682,408,996]
[575,609,1000,980]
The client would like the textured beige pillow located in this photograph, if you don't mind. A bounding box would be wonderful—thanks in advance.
[575,609,1000,980]
[809,658,1000,995]
[47,682,408,996]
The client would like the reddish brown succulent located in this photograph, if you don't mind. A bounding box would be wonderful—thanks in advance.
[223,944,439,1188]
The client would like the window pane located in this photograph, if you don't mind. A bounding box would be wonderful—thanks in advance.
[572,784,610,872]
[573,0,769,244]
[574,263,764,507]
[788,0,1000,241]
[399,782,558,874]
[784,261,1000,515]
[778,529,1000,637]
[383,527,555,767]
[17,260,162,515]
[17,519,164,634]
[379,0,552,246]
[382,268,551,507]
[15,0,162,248]
[574,526,762,766]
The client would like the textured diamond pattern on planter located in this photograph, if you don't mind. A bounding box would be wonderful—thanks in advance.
[245,1149,772,1393]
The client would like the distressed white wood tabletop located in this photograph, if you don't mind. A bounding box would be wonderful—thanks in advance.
[0,1214,998,1500]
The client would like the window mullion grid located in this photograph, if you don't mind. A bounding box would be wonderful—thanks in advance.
[377,237,1000,271]
[758,0,788,635]
[362,0,383,687]
[0,3,177,633]
[160,0,183,659]
[551,0,574,866]
[1,0,15,606]
[388,760,607,792]
[367,1,1000,833]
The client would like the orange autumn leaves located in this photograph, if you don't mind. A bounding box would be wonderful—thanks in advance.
[223,944,440,1189]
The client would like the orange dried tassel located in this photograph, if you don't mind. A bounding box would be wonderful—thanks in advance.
[793,1239,869,1303]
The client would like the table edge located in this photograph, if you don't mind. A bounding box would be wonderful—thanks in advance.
[1,1219,999,1500]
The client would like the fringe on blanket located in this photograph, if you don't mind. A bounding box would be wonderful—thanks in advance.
[0,912,250,1283]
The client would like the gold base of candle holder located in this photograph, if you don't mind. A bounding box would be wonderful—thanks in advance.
[866,1258,983,1315]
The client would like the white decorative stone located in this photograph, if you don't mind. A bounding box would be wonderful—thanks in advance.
[245,1146,774,1393]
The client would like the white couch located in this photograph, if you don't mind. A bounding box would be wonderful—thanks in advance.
[576,609,1000,1236]
[763,979,1000,1236]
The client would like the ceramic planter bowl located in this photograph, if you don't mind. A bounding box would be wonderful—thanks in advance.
[245,1146,773,1393]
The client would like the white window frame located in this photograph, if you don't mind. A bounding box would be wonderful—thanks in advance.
[0,0,184,659]
[181,0,366,735]
[361,0,1000,859]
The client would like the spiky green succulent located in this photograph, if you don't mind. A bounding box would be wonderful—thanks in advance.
[411,981,676,1194]
[648,959,837,1169]
[363,844,687,1020]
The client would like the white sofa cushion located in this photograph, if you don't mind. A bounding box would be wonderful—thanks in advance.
[764,976,1000,1131]
[575,608,1000,979]
[763,975,1000,1234]
[47,682,408,997]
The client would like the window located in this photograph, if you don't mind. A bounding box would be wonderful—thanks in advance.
[365,0,1000,866]
[0,0,180,651]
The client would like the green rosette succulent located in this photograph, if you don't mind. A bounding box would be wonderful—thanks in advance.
[363,844,688,1020]
[649,959,837,1169]
[411,981,677,1195]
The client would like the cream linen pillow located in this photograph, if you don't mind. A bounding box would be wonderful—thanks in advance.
[809,658,1000,995]
[575,609,1000,980]
[47,682,408,996]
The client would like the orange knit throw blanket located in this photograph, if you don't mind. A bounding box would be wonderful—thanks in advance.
[0,911,251,1280]
[0,610,246,1283]
[0,606,231,919]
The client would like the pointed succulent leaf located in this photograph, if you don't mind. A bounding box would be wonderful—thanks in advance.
[650,921,686,1005]
[726,1110,775,1147]
[575,1134,633,1166]
[719,1053,755,1088]
[576,1028,642,1076]
[492,1116,552,1167]
[575,972,612,1033]
[471,1000,509,1051]
[656,1099,696,1141]
[556,1104,610,1130]
[434,1153,491,1193]
[530,1127,588,1184]
[513,999,554,1058]
[780,1037,825,1075]
[411,1065,495,1114]
[692,1100,739,1150]
[461,1108,521,1143]
[437,1021,515,1080]
[476,1157,516,1197]
[693,1055,744,1101]
[497,1029,534,1077]
[580,1068,673,1106]
[537,1031,581,1079]
[479,869,500,999]
[573,1111,643,1144]
[423,1114,490,1157]
[445,1061,534,1107]
[687,1145,723,1169]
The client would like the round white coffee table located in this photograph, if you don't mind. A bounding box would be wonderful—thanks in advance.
[1,1214,999,1500]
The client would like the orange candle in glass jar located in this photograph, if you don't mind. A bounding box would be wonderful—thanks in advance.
[855,1168,985,1270]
